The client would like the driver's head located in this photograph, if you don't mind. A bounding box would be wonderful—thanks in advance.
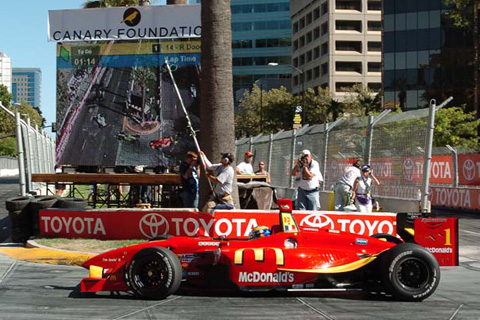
[248,225,272,240]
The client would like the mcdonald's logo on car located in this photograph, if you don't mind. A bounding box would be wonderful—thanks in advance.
[234,248,284,266]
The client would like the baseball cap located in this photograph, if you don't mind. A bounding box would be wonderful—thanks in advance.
[259,161,265,165]
[301,149,311,156]
[361,165,371,172]
[245,151,254,157]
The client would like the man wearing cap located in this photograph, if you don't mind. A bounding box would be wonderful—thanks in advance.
[199,151,235,211]
[334,157,363,211]
[291,149,323,210]
[352,165,380,213]
[236,151,254,174]
[179,151,200,208]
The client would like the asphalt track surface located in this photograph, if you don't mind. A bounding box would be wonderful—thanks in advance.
[1,177,480,319]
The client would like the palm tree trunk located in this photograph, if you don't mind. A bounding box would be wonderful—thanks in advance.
[167,0,187,4]
[199,0,239,208]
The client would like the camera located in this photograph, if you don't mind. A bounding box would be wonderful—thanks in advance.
[301,154,308,163]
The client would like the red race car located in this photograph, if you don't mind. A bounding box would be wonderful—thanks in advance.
[80,199,440,301]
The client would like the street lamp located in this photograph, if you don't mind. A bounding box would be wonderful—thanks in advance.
[268,62,305,126]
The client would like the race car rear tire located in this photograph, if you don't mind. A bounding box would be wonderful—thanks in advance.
[126,247,182,300]
[380,243,440,301]
[371,233,403,244]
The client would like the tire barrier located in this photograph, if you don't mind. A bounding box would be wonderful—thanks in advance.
[5,196,33,243]
[53,198,89,209]
[30,196,59,236]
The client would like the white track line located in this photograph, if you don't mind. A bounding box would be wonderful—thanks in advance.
[112,296,182,320]
[296,297,334,320]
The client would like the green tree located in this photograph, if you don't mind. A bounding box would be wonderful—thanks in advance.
[434,106,480,148]
[132,67,155,120]
[341,84,382,117]
[83,0,143,8]
[0,84,11,108]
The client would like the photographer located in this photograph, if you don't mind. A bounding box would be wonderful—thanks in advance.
[291,149,323,210]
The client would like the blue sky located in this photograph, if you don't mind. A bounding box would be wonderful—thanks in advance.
[0,0,170,130]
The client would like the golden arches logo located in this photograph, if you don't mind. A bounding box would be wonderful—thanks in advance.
[234,248,284,266]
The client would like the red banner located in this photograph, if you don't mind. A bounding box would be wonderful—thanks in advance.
[458,154,480,186]
[39,209,397,240]
[414,217,458,266]
[430,186,480,210]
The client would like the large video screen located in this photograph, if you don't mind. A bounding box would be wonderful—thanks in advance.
[56,39,201,168]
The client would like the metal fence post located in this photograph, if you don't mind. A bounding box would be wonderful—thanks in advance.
[322,122,329,191]
[24,117,33,193]
[248,136,253,152]
[446,144,458,187]
[43,131,50,172]
[421,97,453,212]
[267,133,273,173]
[15,111,26,196]
[34,124,44,174]
[290,129,297,188]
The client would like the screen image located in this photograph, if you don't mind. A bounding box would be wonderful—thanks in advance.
[56,39,201,167]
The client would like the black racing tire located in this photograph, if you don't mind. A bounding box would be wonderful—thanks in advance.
[54,198,88,209]
[30,197,59,235]
[5,196,32,212]
[380,243,440,301]
[126,247,182,300]
[371,233,403,245]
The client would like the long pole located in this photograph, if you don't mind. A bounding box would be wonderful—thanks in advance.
[301,71,305,126]
[15,111,26,196]
[163,58,216,197]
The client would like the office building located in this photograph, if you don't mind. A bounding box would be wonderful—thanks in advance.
[12,68,42,110]
[290,0,382,100]
[0,52,12,93]
[383,0,473,110]
[231,0,292,104]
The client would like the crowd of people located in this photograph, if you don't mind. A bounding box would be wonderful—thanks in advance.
[177,148,379,213]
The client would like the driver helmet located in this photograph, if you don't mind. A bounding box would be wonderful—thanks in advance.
[248,225,272,239]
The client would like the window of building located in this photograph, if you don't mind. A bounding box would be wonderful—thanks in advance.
[306,31,313,44]
[314,27,320,39]
[321,42,329,55]
[367,0,381,11]
[314,46,320,59]
[367,21,381,32]
[300,54,306,65]
[335,82,360,92]
[293,39,299,51]
[368,41,381,52]
[314,66,320,78]
[313,7,320,20]
[368,83,381,92]
[256,38,291,48]
[321,63,328,75]
[321,22,328,35]
[293,57,299,68]
[336,61,362,73]
[294,75,299,86]
[307,69,313,81]
[335,0,361,11]
[307,50,313,62]
[322,2,328,15]
[306,12,313,25]
[293,22,299,34]
[335,41,362,53]
[300,36,305,47]
[300,17,305,29]
[368,62,381,72]
[232,40,253,49]
[336,20,362,32]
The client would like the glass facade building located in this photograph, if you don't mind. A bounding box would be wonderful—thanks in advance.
[231,0,292,104]
[12,68,42,110]
[383,0,473,110]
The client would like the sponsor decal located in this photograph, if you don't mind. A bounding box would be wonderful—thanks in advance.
[41,216,106,235]
[139,213,169,238]
[425,247,453,254]
[121,8,141,27]
[463,159,476,181]
[300,213,335,229]
[355,238,368,245]
[198,242,220,246]
[238,271,294,283]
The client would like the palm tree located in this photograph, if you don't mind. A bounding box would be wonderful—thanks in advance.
[83,0,150,8]
[132,67,155,121]
[199,0,239,207]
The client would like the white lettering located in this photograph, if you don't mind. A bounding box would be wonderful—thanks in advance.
[51,217,62,233]
[93,218,106,235]
[61,217,72,233]
[232,219,246,237]
[41,216,51,233]
[84,217,94,234]
[337,219,349,232]
[244,219,259,237]
[184,218,199,236]
[199,218,214,237]
[349,220,365,235]
[238,272,295,283]
[72,217,84,234]
[172,218,183,236]
[215,218,232,236]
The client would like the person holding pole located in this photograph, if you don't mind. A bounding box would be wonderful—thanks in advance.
[179,151,200,208]
[200,151,235,211]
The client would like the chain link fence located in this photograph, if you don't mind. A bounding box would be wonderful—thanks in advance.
[236,108,430,201]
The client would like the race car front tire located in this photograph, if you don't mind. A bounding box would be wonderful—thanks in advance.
[380,243,440,301]
[126,247,182,300]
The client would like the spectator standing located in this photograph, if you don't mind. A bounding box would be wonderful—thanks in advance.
[179,151,200,208]
[291,150,323,210]
[236,150,254,174]
[200,151,235,211]
[334,158,362,211]
[352,165,380,213]
[255,161,271,183]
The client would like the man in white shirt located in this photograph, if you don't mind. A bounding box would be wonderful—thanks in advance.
[334,157,362,211]
[236,150,254,174]
[291,149,323,210]
[200,151,235,211]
